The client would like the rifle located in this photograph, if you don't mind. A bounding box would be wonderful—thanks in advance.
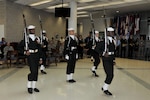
[39,15,43,45]
[89,13,95,46]
[22,14,29,51]
[103,9,108,56]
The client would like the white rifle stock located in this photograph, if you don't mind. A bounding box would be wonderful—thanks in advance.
[89,13,95,46]
[103,9,108,56]
[22,14,29,51]
[39,15,43,45]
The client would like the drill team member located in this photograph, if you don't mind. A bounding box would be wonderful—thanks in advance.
[21,25,43,94]
[64,28,78,83]
[40,30,48,74]
[90,31,103,77]
[101,27,116,96]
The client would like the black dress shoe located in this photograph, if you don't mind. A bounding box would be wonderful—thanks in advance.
[67,79,76,83]
[113,62,116,65]
[70,79,76,82]
[94,74,99,77]
[91,70,99,77]
[101,88,112,96]
[28,88,33,94]
[104,90,112,95]
[41,70,47,74]
[34,88,40,92]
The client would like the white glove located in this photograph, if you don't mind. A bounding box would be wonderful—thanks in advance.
[92,45,96,49]
[65,55,69,60]
[76,54,78,59]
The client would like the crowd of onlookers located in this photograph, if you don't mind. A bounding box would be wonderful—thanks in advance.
[0,36,67,65]
[0,33,149,66]
[115,35,150,61]
[82,33,150,61]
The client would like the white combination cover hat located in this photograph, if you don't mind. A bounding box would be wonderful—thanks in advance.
[95,31,99,34]
[28,25,35,29]
[68,28,74,31]
[107,27,114,32]
[43,30,46,33]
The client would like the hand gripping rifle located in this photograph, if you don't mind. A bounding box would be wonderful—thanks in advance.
[89,13,95,46]
[22,14,29,51]
[39,15,43,45]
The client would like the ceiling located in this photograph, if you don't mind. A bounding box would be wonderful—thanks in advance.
[8,0,150,18]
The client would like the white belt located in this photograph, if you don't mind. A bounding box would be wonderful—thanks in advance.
[29,49,38,53]
[43,45,46,48]
[108,52,114,55]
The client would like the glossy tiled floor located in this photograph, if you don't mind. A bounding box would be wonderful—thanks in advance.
[0,58,150,100]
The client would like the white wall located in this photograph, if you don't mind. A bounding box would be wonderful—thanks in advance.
[0,0,6,40]
[5,1,66,42]
[78,17,111,38]
[0,25,4,39]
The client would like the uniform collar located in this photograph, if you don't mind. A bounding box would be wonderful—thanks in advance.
[69,35,75,40]
[108,36,113,43]
[29,34,36,41]
[95,36,100,41]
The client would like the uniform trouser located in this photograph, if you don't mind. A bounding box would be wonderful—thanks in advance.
[66,53,76,74]
[102,56,114,84]
[41,51,47,66]
[128,46,133,58]
[27,53,39,81]
[121,47,126,58]
[91,50,100,69]
[78,47,83,58]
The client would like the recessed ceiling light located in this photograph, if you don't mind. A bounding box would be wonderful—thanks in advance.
[78,0,96,3]
[29,0,53,6]
[47,3,68,9]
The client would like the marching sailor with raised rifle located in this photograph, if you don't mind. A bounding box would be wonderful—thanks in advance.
[21,14,43,94]
[39,15,48,74]
[64,28,78,83]
[101,8,116,96]
[89,13,103,77]
[101,27,116,96]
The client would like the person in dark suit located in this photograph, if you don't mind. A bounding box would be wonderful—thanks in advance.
[128,35,134,58]
[77,35,84,59]
[120,35,127,58]
[90,31,103,77]
[0,37,7,59]
[101,27,116,96]
[20,25,43,94]
[39,30,49,74]
[84,32,92,57]
[64,28,78,83]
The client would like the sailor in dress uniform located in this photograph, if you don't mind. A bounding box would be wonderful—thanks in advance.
[101,27,116,96]
[21,25,43,94]
[40,30,49,74]
[64,28,78,83]
[90,31,103,77]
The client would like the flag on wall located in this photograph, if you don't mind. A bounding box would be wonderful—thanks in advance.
[113,14,140,37]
